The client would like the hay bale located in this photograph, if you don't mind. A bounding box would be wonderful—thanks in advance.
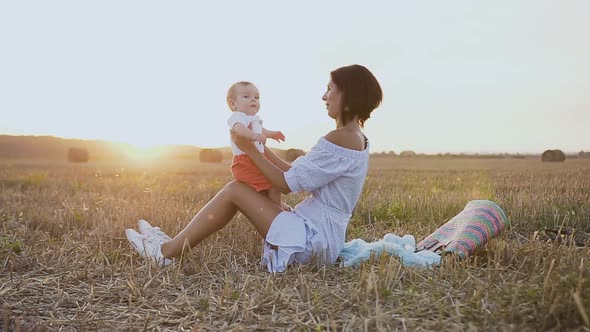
[285,148,305,162]
[541,149,566,162]
[200,148,223,163]
[399,150,416,158]
[67,147,88,163]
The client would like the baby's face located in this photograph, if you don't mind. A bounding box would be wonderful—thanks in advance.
[231,84,260,115]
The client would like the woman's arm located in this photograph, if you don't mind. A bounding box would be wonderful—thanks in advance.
[260,127,290,171]
[264,147,291,172]
[232,131,291,194]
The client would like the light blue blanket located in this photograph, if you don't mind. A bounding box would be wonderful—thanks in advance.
[339,233,441,268]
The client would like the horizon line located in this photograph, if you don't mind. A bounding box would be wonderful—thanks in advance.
[1,133,588,156]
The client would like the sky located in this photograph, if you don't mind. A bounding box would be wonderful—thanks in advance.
[1,1,589,154]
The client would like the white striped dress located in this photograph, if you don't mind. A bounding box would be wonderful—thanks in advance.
[262,136,370,272]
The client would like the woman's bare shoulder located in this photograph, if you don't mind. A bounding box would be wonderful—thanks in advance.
[324,129,365,151]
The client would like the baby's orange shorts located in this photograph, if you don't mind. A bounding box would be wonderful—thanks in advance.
[231,154,272,192]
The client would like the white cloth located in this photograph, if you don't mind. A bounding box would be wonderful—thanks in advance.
[227,112,265,154]
[262,137,370,272]
[339,233,441,268]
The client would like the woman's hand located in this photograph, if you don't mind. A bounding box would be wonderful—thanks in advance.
[231,130,259,155]
[251,133,267,145]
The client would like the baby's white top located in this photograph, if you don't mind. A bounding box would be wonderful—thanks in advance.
[227,112,265,155]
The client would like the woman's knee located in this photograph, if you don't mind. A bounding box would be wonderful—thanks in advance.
[221,181,251,200]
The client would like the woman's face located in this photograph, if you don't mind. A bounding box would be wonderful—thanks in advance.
[322,79,342,120]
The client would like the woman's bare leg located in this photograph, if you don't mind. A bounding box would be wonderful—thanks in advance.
[160,181,283,258]
[266,187,282,205]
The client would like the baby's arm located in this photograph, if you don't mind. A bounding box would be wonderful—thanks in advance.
[232,123,266,144]
[262,127,285,142]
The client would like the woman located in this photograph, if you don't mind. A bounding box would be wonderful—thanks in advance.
[126,64,383,272]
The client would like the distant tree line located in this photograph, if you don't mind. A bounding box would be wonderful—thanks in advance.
[0,135,125,160]
[370,149,590,160]
[3,136,589,162]
[0,135,307,163]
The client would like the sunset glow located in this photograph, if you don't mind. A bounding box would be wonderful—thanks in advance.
[1,1,589,154]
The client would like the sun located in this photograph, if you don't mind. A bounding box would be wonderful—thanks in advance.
[110,141,164,161]
[126,146,163,161]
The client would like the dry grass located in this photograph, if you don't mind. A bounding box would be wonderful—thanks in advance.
[1,157,589,331]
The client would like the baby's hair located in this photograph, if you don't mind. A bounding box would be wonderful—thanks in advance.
[227,81,255,110]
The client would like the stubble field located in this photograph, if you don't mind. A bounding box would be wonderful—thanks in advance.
[1,157,589,331]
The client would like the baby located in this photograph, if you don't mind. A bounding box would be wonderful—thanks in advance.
[226,81,285,204]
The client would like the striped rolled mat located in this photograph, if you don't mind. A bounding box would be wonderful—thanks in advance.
[416,200,508,258]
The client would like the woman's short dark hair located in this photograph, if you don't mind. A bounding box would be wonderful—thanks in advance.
[330,64,383,127]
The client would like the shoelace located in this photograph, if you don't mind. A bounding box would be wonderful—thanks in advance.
[144,226,171,240]
[139,236,164,257]
[143,234,165,246]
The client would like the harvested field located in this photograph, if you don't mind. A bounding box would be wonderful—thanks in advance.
[1,157,589,331]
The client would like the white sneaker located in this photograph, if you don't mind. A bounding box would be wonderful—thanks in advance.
[137,219,172,241]
[125,229,172,267]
